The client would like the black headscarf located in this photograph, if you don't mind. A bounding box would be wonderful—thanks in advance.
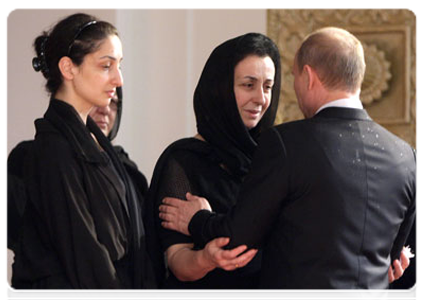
[107,86,122,141]
[194,33,281,177]
[108,87,149,199]
[145,33,282,287]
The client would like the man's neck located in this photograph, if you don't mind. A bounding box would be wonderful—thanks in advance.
[324,89,359,103]
[314,90,362,115]
[312,89,361,116]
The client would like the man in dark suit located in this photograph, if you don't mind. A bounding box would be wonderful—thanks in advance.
[159,27,416,289]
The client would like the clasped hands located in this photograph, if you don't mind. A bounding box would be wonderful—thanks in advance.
[159,192,413,281]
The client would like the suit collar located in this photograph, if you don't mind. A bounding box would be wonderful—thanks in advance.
[313,107,372,121]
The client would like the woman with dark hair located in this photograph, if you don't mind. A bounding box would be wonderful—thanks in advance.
[146,33,281,288]
[8,90,149,252]
[11,13,156,289]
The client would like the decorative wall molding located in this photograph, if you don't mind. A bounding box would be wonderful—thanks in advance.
[267,9,416,147]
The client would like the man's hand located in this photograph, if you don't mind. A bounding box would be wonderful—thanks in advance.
[203,237,258,271]
[388,246,415,283]
[159,192,212,235]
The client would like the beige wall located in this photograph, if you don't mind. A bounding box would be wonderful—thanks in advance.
[7,9,266,285]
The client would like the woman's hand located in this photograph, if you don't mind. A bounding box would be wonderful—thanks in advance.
[166,238,258,282]
[202,237,258,271]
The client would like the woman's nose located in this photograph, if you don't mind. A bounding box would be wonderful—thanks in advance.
[253,86,266,105]
[112,68,124,87]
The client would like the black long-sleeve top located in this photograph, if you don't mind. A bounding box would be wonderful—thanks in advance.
[12,99,156,289]
[147,138,262,288]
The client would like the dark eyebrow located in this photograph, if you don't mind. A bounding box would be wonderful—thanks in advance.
[99,55,123,62]
[99,55,116,60]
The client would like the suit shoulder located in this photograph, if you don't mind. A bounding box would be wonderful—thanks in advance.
[372,123,415,153]
[273,118,308,132]
[271,119,310,142]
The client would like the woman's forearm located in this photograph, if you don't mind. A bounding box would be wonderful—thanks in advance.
[166,243,215,282]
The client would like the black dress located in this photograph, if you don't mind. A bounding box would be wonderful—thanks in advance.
[145,33,281,289]
[7,144,149,255]
[148,138,262,288]
[12,99,156,289]
[114,145,149,208]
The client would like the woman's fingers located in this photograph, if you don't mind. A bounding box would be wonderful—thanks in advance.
[392,259,404,280]
[221,245,248,259]
[212,237,230,248]
[388,265,395,283]
[219,248,258,271]
[400,249,411,270]
[235,249,258,268]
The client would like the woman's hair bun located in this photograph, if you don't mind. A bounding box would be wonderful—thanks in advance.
[32,34,49,77]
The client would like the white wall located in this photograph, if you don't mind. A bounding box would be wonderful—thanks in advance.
[114,9,266,180]
[7,9,117,151]
[6,9,265,284]
[6,9,119,285]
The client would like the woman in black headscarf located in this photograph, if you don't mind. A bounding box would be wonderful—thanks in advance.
[146,33,281,288]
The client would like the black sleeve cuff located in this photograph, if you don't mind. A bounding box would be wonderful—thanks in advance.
[188,209,215,248]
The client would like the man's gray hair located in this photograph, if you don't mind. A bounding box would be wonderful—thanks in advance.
[296,27,366,93]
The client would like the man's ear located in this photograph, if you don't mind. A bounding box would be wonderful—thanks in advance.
[303,65,319,90]
[58,56,76,80]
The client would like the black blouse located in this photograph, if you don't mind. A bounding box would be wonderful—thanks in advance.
[12,99,156,289]
[147,138,261,289]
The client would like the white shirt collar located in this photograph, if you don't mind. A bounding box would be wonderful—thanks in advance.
[315,96,363,115]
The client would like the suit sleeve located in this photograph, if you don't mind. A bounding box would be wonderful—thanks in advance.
[189,127,289,248]
[389,147,416,261]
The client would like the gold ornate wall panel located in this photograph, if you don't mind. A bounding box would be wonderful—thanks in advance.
[267,9,416,147]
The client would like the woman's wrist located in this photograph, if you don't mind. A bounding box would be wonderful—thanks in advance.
[196,248,216,273]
